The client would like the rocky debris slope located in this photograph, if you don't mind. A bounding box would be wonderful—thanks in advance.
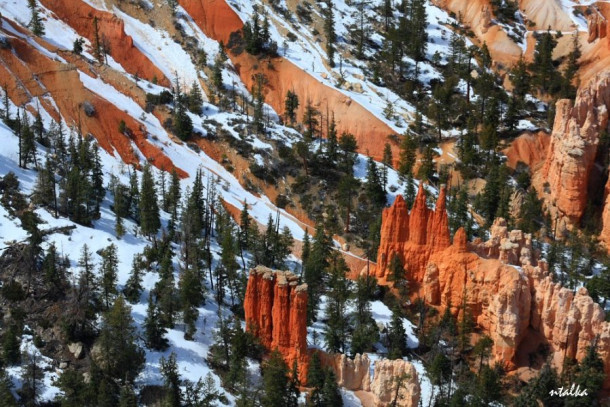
[320,353,420,407]
[374,192,610,388]
[243,266,309,383]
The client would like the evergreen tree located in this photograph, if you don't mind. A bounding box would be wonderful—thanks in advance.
[118,384,137,407]
[144,292,169,351]
[571,342,606,405]
[323,0,336,67]
[307,352,325,404]
[99,244,119,310]
[381,143,393,189]
[302,99,320,141]
[96,295,145,384]
[387,306,407,359]
[54,368,90,407]
[398,132,417,177]
[387,253,408,299]
[179,262,204,340]
[188,81,203,114]
[123,254,144,303]
[2,324,21,366]
[323,253,350,354]
[320,369,342,405]
[531,28,559,94]
[19,351,43,407]
[160,352,182,407]
[365,156,387,208]
[42,243,66,299]
[0,366,18,407]
[562,31,581,99]
[304,224,332,323]
[72,37,85,55]
[284,90,299,125]
[20,112,37,170]
[28,0,45,36]
[139,163,160,238]
[261,350,298,407]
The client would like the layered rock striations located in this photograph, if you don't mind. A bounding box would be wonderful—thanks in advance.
[375,194,610,387]
[243,266,309,383]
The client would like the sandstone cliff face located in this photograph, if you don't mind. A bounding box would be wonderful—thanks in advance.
[0,21,185,177]
[40,0,168,85]
[243,266,309,383]
[503,131,550,171]
[320,353,420,407]
[179,0,398,162]
[376,195,610,387]
[533,72,610,232]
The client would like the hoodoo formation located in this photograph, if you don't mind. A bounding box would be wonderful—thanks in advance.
[375,184,451,281]
[533,72,610,233]
[243,266,309,383]
[320,353,421,407]
[375,191,610,388]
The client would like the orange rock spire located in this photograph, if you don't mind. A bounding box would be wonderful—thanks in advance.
[244,266,309,383]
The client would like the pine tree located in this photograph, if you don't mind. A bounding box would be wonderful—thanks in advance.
[99,244,119,310]
[72,37,84,55]
[144,292,169,351]
[531,28,559,94]
[160,352,182,407]
[123,255,144,303]
[188,81,203,114]
[96,295,145,384]
[28,0,45,36]
[387,306,407,359]
[284,90,299,125]
[562,31,581,99]
[93,17,102,63]
[33,154,56,212]
[302,99,319,141]
[304,224,332,323]
[307,352,325,404]
[2,324,21,366]
[118,384,137,407]
[0,366,17,407]
[19,351,42,407]
[398,132,417,177]
[139,163,160,238]
[320,369,342,405]
[179,263,204,340]
[41,243,66,299]
[323,253,350,353]
[323,0,336,67]
[20,113,37,170]
[381,143,393,189]
[261,350,298,407]
[365,156,386,208]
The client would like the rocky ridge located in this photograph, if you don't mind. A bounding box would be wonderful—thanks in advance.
[374,189,610,388]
